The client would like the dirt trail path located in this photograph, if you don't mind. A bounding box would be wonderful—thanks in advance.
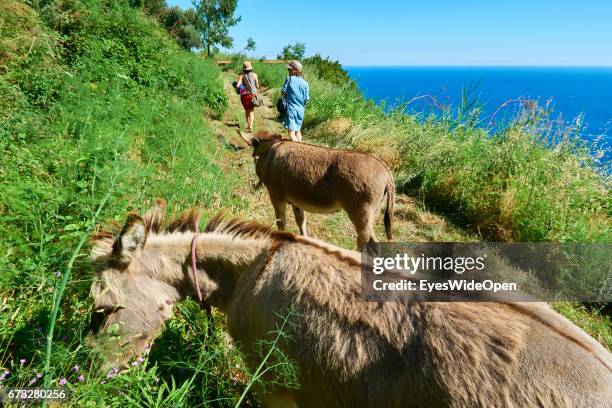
[210,72,474,249]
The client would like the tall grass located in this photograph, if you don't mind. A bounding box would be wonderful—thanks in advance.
[0,1,260,405]
[256,62,610,243]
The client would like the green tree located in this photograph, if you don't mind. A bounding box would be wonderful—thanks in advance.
[245,37,256,52]
[277,42,306,60]
[160,6,201,50]
[142,0,167,17]
[193,0,241,57]
[303,53,355,87]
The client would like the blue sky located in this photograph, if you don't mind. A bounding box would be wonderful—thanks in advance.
[167,0,612,66]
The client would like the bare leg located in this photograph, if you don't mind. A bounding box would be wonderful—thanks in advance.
[248,110,255,131]
[245,109,254,132]
[272,200,287,231]
[287,130,298,141]
[296,130,302,142]
[292,206,308,236]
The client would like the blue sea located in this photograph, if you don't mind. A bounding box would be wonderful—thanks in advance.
[346,66,612,163]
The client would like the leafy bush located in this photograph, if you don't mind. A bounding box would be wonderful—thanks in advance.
[304,54,355,88]
[156,6,201,51]
[277,42,305,60]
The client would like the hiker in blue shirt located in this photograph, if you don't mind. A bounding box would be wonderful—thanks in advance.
[281,60,310,142]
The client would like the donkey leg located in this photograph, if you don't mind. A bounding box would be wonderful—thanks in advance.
[292,205,308,236]
[364,208,381,254]
[272,201,287,231]
[362,217,377,251]
[348,208,377,251]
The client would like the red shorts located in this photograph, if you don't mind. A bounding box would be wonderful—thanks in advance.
[240,94,254,111]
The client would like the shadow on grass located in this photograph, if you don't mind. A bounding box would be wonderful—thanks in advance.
[147,301,261,407]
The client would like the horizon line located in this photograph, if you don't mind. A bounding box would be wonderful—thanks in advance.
[341,64,612,68]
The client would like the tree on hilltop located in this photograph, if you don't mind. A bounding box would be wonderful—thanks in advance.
[236,37,256,57]
[141,0,167,17]
[303,53,355,87]
[193,0,241,57]
[245,37,256,52]
[278,42,306,60]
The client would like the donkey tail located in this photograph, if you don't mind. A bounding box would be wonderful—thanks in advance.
[383,180,395,240]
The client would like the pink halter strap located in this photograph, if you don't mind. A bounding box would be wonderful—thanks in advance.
[190,233,203,303]
[189,226,213,342]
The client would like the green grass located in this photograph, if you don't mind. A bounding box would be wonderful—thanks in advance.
[0,1,258,406]
[552,303,612,347]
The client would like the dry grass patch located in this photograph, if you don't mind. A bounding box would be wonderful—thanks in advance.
[322,117,352,136]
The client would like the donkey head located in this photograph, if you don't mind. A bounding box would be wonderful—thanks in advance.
[237,129,283,158]
[88,207,180,373]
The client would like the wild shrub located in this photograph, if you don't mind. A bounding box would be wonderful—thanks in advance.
[303,54,356,88]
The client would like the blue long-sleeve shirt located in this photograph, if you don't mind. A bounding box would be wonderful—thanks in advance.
[281,75,310,131]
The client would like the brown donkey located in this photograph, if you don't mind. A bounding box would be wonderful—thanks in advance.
[237,130,395,250]
[89,205,611,408]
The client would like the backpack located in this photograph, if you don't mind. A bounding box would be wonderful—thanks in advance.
[276,97,288,115]
[276,76,291,115]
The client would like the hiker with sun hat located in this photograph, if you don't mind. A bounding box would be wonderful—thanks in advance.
[236,60,260,132]
[281,60,310,142]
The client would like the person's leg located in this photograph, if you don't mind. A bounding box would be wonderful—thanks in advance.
[245,109,254,132]
[294,109,304,142]
[244,110,250,131]
[287,130,298,141]
[285,109,298,141]
[248,110,255,131]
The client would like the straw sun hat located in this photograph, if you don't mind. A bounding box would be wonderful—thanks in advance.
[286,60,302,73]
[242,61,253,71]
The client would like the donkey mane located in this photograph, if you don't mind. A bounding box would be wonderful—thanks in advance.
[90,206,276,266]
[90,205,201,246]
[205,213,274,239]
[92,203,359,266]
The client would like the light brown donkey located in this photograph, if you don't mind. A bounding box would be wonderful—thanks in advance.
[237,130,395,250]
[89,205,611,408]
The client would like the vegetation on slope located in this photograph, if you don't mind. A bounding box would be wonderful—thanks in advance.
[252,61,610,243]
[0,1,256,405]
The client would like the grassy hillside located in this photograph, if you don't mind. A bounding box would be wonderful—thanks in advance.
[0,1,256,405]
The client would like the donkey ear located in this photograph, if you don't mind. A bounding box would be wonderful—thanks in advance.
[143,198,166,234]
[113,213,146,263]
[236,130,259,147]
